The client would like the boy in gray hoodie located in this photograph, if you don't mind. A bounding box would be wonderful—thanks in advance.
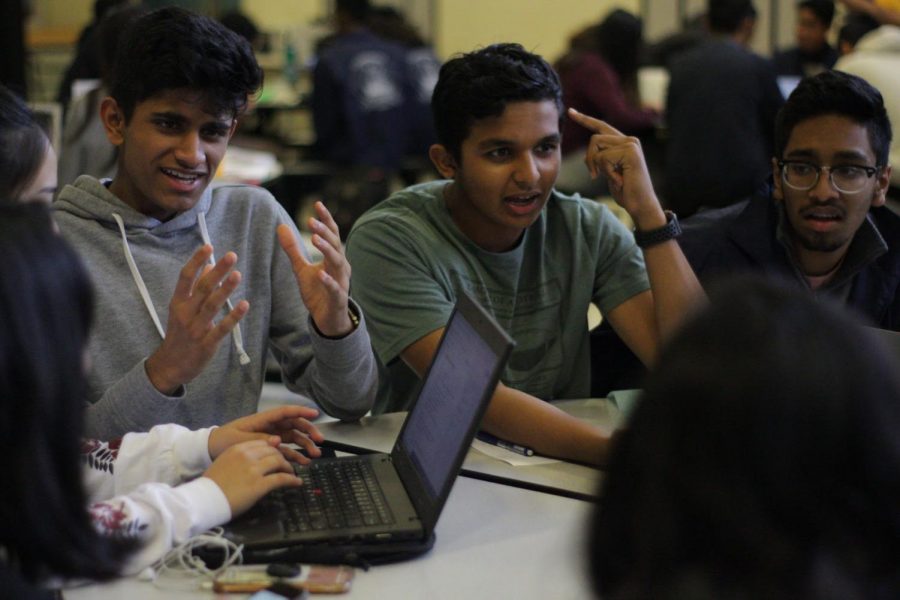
[54,7,377,439]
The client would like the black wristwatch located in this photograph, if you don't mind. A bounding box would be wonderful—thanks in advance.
[633,210,681,248]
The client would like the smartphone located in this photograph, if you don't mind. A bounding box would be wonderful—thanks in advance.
[212,564,354,594]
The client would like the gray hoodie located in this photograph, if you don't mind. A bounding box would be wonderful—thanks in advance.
[54,176,377,439]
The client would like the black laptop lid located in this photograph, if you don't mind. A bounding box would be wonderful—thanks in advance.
[391,292,514,533]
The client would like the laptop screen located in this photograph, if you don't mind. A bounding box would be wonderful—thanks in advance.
[777,75,801,100]
[400,303,504,498]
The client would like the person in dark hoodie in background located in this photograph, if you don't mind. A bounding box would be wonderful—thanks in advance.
[664,0,784,217]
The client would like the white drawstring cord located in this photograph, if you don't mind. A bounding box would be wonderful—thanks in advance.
[197,212,251,366]
[111,212,251,366]
[112,213,166,340]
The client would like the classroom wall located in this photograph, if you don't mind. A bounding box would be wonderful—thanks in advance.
[27,0,807,55]
[28,0,92,29]
[27,0,811,101]
[238,0,641,62]
[433,0,640,61]
[240,1,325,32]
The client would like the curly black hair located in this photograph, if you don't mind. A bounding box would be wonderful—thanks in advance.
[775,70,892,166]
[431,43,562,160]
[109,6,263,121]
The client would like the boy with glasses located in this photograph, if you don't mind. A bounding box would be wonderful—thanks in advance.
[679,70,899,328]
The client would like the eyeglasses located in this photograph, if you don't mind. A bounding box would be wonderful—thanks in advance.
[778,160,880,194]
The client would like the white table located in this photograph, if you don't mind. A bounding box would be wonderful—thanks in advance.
[317,398,622,500]
[64,477,596,599]
[65,388,616,598]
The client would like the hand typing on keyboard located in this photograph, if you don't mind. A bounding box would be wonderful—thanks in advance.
[204,439,303,516]
[208,405,326,465]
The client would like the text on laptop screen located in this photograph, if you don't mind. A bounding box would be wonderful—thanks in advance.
[400,310,498,498]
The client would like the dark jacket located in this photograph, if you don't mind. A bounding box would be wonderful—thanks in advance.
[679,196,900,330]
[664,39,784,217]
[772,44,839,78]
[312,29,412,171]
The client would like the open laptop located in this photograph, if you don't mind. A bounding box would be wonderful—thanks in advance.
[216,292,514,565]
[777,75,802,100]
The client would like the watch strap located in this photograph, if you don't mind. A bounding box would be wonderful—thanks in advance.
[634,210,681,249]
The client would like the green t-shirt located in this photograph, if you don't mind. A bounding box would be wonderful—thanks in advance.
[346,180,649,413]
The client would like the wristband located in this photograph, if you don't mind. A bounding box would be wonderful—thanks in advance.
[634,210,681,248]
[315,306,360,340]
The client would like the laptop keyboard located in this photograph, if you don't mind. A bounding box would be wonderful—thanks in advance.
[269,459,396,533]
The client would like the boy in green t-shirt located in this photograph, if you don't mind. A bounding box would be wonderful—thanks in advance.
[346,43,703,466]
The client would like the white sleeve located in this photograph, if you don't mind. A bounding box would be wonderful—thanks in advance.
[88,478,232,575]
[81,424,215,503]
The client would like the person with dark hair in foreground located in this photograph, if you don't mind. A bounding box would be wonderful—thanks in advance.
[0,84,56,204]
[0,204,326,596]
[679,70,899,329]
[54,7,377,440]
[346,43,703,466]
[590,276,900,598]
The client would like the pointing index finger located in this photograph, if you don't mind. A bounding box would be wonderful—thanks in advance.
[567,108,623,136]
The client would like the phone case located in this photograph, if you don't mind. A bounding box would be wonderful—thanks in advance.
[212,564,354,594]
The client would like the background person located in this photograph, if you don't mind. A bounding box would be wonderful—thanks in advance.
[58,5,149,188]
[56,0,129,112]
[367,5,441,165]
[555,9,658,197]
[773,0,838,77]
[664,0,784,217]
[311,0,412,234]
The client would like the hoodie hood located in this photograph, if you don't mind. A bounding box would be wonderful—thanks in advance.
[55,175,214,235]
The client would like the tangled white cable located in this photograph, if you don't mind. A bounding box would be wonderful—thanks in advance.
[146,527,244,591]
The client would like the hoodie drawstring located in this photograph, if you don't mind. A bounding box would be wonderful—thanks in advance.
[111,212,251,367]
[112,212,166,339]
[197,212,251,365]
